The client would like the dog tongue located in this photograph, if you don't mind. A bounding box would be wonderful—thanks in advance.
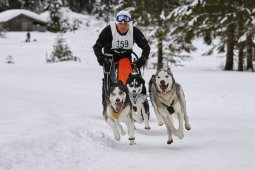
[115,102,123,112]
[160,85,167,92]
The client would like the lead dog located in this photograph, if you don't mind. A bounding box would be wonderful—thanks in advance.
[105,80,142,145]
[149,68,191,144]
[126,73,150,130]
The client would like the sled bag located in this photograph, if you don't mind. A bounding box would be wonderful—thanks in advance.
[118,58,133,85]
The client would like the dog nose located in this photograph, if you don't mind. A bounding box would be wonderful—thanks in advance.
[160,80,165,85]
[116,98,120,103]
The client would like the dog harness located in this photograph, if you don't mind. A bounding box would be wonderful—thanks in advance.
[151,82,177,114]
[129,92,148,104]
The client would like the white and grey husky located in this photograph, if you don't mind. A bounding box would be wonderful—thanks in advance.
[105,80,142,145]
[126,73,150,130]
[149,68,191,144]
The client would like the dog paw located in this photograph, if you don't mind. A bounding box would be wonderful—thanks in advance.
[185,124,191,131]
[145,126,151,130]
[114,135,120,141]
[167,140,173,145]
[130,140,136,145]
[178,132,184,139]
[158,121,164,126]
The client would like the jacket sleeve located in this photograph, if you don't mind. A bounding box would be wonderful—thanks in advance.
[93,25,112,59]
[133,27,150,59]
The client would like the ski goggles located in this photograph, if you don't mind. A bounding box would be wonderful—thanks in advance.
[116,15,132,22]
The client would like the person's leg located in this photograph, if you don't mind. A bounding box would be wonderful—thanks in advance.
[102,77,108,116]
[102,62,115,116]
[110,63,116,83]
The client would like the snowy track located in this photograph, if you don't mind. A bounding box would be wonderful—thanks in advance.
[1,30,255,170]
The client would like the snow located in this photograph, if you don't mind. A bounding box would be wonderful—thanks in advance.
[0,9,47,23]
[1,15,255,170]
[188,16,199,26]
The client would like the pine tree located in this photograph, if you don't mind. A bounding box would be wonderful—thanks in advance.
[51,34,74,61]
[92,0,117,22]
[8,0,22,9]
[22,0,44,13]
[122,0,182,70]
[171,0,255,71]
[0,0,9,12]
[48,0,64,32]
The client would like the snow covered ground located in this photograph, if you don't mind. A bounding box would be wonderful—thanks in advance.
[1,18,255,170]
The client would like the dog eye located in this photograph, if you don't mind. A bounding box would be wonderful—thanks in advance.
[157,76,160,79]
[166,75,169,78]
[129,84,134,87]
[111,93,115,96]
[119,91,124,95]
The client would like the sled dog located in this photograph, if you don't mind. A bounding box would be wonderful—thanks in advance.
[126,73,150,130]
[149,68,191,144]
[105,80,142,145]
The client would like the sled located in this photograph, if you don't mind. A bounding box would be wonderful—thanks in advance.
[102,50,141,115]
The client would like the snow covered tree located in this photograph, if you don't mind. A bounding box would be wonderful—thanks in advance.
[122,0,183,70]
[66,0,79,12]
[8,0,22,9]
[51,34,74,61]
[92,0,117,23]
[21,0,44,13]
[0,0,9,12]
[171,0,255,71]
[48,0,65,32]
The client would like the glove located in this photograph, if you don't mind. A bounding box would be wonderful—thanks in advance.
[113,50,132,62]
[97,55,106,66]
[134,56,147,69]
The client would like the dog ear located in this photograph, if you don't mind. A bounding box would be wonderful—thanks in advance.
[151,74,156,82]
[126,73,132,82]
[117,80,124,87]
[167,68,172,73]
[141,77,145,84]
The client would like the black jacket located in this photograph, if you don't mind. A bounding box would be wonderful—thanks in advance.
[93,24,150,62]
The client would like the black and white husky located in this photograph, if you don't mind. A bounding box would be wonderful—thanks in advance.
[149,68,191,144]
[126,73,150,130]
[105,80,142,145]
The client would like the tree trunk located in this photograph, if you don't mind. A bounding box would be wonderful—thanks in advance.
[157,36,163,70]
[238,44,244,71]
[246,40,254,71]
[225,24,235,71]
[156,0,163,70]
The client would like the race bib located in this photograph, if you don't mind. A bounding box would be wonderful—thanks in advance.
[110,22,133,50]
